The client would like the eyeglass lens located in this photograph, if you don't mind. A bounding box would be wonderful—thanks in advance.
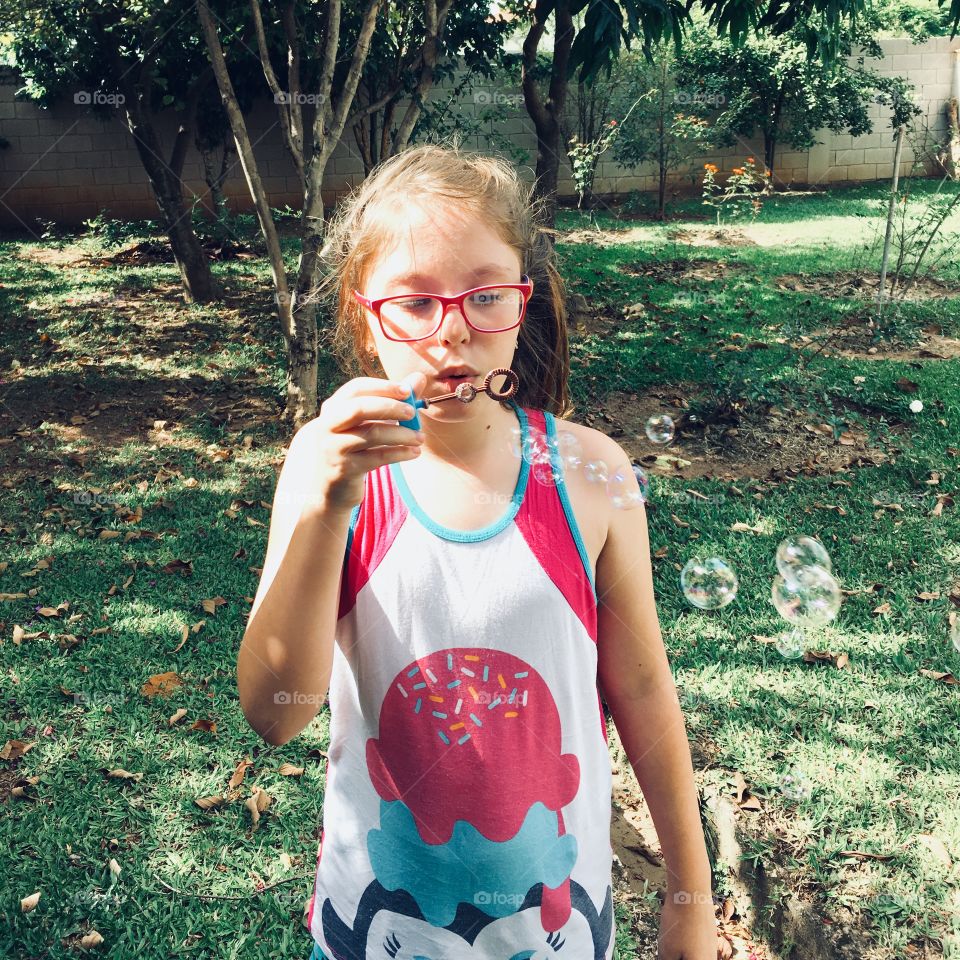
[380,287,526,340]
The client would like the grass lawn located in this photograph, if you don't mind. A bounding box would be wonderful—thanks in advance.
[1,179,959,960]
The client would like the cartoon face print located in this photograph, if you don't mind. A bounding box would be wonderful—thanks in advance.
[365,905,595,960]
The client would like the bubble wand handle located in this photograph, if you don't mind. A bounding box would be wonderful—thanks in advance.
[398,368,519,431]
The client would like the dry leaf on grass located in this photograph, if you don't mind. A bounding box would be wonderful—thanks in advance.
[1,739,37,761]
[201,596,227,615]
[919,669,957,685]
[21,891,40,912]
[229,758,254,789]
[80,930,104,949]
[278,763,304,777]
[140,672,182,698]
[245,786,273,829]
[802,650,849,669]
[105,768,143,782]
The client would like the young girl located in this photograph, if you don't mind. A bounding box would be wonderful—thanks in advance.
[239,144,721,960]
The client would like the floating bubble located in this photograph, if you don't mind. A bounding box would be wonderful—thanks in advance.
[680,557,739,610]
[775,626,806,659]
[510,425,552,467]
[775,535,833,579]
[531,455,563,488]
[607,464,648,510]
[583,459,609,484]
[909,399,923,413]
[554,429,583,470]
[778,766,812,802]
[645,414,675,445]
[771,565,841,628]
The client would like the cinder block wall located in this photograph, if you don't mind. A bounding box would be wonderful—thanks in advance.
[0,36,957,230]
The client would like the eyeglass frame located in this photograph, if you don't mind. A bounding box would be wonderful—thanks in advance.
[353,275,534,342]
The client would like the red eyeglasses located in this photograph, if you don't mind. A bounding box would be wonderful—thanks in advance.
[354,275,534,342]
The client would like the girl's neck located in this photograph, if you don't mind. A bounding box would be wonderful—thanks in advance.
[415,402,519,473]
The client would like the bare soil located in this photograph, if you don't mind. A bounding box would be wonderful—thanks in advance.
[776,270,960,303]
[581,382,904,483]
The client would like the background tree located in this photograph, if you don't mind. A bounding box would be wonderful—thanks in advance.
[198,0,468,426]
[675,19,922,183]
[348,0,514,173]
[611,44,714,218]
[496,0,959,230]
[6,0,258,302]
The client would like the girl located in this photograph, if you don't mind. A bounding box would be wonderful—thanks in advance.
[238,144,721,960]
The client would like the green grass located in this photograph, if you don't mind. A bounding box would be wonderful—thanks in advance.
[1,181,959,959]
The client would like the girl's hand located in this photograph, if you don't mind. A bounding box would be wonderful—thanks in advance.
[295,371,427,513]
[657,895,728,960]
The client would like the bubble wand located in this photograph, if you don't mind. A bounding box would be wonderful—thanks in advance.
[398,368,519,431]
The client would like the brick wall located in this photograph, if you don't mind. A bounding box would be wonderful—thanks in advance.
[0,37,958,231]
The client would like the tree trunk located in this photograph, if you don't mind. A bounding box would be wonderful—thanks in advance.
[765,135,777,183]
[122,102,220,304]
[522,0,575,234]
[657,164,667,220]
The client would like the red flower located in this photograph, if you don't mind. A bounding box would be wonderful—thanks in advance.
[609,119,618,126]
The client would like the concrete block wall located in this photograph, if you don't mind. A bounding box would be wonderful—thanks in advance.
[0,36,958,230]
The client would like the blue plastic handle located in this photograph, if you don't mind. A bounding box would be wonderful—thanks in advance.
[398,386,428,431]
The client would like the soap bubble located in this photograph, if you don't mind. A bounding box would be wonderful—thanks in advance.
[607,464,648,510]
[771,565,841,628]
[510,425,552,466]
[645,414,675,445]
[774,626,806,659]
[584,460,609,484]
[909,399,923,413]
[680,557,739,610]
[778,766,812,802]
[531,455,563,488]
[554,429,583,470]
[776,535,832,578]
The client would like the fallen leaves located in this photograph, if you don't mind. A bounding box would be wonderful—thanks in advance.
[802,650,849,669]
[919,669,957,685]
[1,739,37,761]
[244,785,273,830]
[105,769,143,782]
[140,672,183,698]
[21,891,40,912]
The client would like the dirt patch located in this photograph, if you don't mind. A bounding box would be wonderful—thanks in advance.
[796,316,960,362]
[90,238,259,267]
[15,245,89,267]
[584,381,904,482]
[609,726,773,959]
[666,226,759,248]
[620,257,747,283]
[777,270,960,303]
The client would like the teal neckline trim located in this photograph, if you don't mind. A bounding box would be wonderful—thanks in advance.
[389,399,530,543]
[544,411,598,602]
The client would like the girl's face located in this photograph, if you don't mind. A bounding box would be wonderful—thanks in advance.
[360,203,523,414]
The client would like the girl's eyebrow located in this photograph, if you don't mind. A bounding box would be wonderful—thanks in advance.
[384,263,512,287]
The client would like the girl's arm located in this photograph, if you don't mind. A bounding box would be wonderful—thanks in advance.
[592,441,716,938]
[238,435,355,746]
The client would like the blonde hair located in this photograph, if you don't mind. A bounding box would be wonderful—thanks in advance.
[314,142,573,418]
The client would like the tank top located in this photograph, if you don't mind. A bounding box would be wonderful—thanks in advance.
[306,399,615,960]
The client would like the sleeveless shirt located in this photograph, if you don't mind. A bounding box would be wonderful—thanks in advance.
[306,400,615,960]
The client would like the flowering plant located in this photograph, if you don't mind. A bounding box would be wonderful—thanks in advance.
[701,157,772,227]
[567,94,649,220]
